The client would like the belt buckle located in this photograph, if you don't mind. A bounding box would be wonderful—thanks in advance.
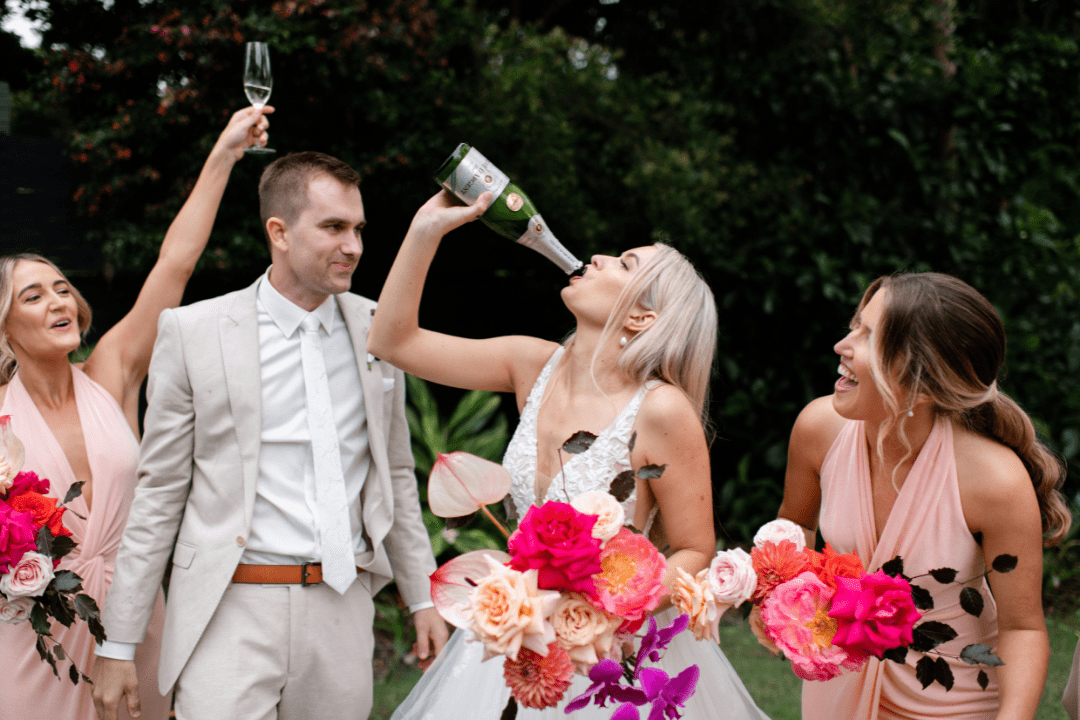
[300,561,316,587]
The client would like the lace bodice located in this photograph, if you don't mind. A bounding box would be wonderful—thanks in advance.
[502,346,657,532]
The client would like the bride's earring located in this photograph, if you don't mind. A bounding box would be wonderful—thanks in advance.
[619,336,628,347]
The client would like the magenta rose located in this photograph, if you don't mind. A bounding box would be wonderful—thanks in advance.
[0,502,37,575]
[508,502,603,595]
[829,570,923,658]
[5,471,50,499]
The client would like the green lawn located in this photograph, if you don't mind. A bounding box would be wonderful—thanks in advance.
[371,611,1080,719]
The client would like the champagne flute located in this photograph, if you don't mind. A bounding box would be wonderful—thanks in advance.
[243,42,275,154]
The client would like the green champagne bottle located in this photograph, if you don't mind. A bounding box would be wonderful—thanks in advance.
[434,144,584,275]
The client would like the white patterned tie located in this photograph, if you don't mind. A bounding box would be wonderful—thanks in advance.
[299,314,357,594]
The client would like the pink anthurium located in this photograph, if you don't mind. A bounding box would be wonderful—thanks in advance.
[428,452,512,535]
[430,549,511,629]
[0,415,26,494]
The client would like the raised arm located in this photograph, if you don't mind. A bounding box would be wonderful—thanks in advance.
[367,190,558,400]
[83,105,273,427]
[778,396,845,548]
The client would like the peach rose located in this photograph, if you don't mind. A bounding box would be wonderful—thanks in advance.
[570,491,625,544]
[748,604,780,656]
[0,552,54,598]
[0,595,33,624]
[468,556,560,661]
[706,547,757,607]
[753,519,807,551]
[672,567,732,643]
[551,593,621,674]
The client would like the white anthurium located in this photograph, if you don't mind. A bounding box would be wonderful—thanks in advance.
[430,549,511,629]
[427,451,513,520]
[0,415,26,494]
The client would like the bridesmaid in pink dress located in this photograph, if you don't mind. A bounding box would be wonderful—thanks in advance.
[0,105,272,720]
[777,272,1070,720]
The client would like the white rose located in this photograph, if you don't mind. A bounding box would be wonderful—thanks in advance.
[0,595,33,624]
[570,490,625,544]
[705,548,757,607]
[0,552,55,598]
[753,519,807,551]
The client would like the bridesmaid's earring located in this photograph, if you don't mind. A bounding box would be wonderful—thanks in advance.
[907,410,915,417]
[619,336,628,347]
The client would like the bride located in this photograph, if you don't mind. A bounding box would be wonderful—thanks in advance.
[367,190,769,719]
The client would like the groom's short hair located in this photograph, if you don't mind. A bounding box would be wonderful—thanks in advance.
[258,152,362,241]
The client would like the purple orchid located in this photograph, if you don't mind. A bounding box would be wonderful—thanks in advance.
[636,665,700,720]
[635,613,690,672]
[565,659,646,713]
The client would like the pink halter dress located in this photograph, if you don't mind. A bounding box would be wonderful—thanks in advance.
[804,418,1000,719]
[0,367,169,720]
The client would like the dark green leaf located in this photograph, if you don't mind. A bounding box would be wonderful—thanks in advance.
[882,556,904,578]
[609,470,636,502]
[36,635,59,678]
[977,670,990,690]
[934,657,954,691]
[636,463,667,480]
[52,570,83,594]
[915,656,936,689]
[991,554,1018,573]
[910,584,934,611]
[50,535,77,561]
[54,642,66,660]
[62,481,85,506]
[68,662,80,686]
[29,602,51,635]
[562,431,597,454]
[36,525,53,557]
[959,587,984,617]
[627,431,637,453]
[928,567,957,584]
[443,513,476,530]
[960,644,1005,667]
[500,697,518,720]
[881,646,908,664]
[911,621,958,653]
[46,592,76,628]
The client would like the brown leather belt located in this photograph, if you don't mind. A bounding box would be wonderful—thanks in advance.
[232,563,363,587]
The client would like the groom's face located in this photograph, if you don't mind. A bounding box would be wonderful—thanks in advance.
[277,174,365,305]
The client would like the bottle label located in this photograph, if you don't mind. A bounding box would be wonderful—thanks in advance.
[516,214,582,274]
[441,147,510,205]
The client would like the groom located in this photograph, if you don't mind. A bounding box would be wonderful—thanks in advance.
[92,152,446,720]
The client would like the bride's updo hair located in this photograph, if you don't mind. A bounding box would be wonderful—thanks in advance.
[859,272,1070,546]
[600,243,718,429]
[0,254,93,386]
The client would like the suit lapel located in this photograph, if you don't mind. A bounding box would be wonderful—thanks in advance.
[338,293,391,532]
[219,282,263,529]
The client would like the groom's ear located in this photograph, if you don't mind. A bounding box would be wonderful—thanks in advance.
[266,217,289,253]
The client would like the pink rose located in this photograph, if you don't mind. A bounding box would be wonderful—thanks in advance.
[570,491,625,544]
[829,570,922,658]
[0,502,38,574]
[0,551,55,597]
[760,572,865,681]
[508,502,604,596]
[468,556,560,661]
[753,519,807,550]
[592,528,667,630]
[706,547,757,607]
[0,594,33,623]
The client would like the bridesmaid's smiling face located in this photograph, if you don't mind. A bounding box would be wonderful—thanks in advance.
[5,261,83,360]
[831,289,890,422]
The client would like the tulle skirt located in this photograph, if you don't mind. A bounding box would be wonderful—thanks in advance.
[391,608,771,719]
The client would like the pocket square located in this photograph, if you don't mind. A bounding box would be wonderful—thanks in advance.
[382,377,395,392]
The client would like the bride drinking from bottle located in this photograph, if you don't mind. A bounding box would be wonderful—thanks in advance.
[368,189,769,719]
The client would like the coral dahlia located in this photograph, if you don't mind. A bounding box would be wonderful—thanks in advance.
[503,642,574,710]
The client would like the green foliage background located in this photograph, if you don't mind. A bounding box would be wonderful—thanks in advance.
[3,0,1079,592]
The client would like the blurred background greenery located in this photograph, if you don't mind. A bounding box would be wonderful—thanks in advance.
[2,1,1079,703]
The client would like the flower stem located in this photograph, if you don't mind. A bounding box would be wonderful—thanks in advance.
[480,504,511,539]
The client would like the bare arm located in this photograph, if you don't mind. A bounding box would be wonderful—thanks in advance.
[777,396,844,547]
[83,106,273,426]
[634,386,715,600]
[957,435,1049,720]
[367,190,558,399]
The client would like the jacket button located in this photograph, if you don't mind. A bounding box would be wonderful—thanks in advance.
[236,536,245,547]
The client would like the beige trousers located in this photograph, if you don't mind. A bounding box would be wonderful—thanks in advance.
[1066,636,1080,720]
[173,574,375,720]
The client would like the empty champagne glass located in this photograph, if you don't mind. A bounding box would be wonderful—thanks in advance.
[243,42,275,154]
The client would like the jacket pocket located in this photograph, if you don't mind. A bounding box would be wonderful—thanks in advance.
[172,541,196,569]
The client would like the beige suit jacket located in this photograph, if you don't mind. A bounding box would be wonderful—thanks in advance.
[102,280,436,693]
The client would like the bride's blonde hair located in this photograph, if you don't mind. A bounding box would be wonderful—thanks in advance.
[0,254,93,385]
[593,243,718,430]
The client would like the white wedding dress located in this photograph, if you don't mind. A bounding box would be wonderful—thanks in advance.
[391,347,770,719]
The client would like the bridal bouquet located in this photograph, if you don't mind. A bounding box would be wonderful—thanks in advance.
[425,438,698,719]
[0,415,105,685]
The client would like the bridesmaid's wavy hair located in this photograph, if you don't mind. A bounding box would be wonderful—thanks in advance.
[859,272,1070,546]
[0,254,93,386]
[596,243,718,431]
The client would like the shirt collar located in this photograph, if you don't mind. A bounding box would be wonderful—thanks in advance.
[257,269,338,337]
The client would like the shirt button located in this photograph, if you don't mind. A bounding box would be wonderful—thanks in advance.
[236,536,246,547]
